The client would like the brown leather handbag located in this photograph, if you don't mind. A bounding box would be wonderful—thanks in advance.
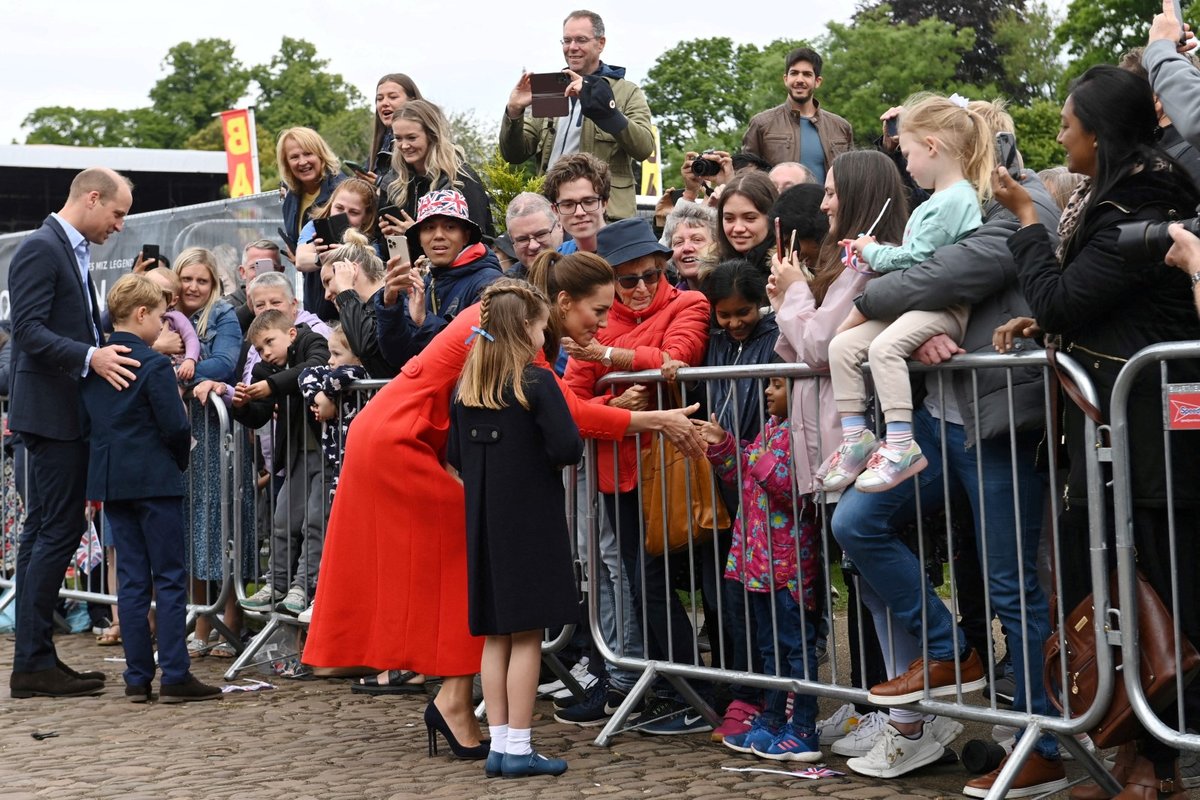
[1043,570,1200,748]
[640,386,730,556]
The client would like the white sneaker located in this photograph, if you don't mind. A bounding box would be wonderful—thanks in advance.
[538,657,591,695]
[296,603,314,624]
[845,721,945,778]
[239,585,282,611]
[817,703,861,745]
[280,586,306,615]
[925,714,964,747]
[831,710,888,756]
[552,667,597,699]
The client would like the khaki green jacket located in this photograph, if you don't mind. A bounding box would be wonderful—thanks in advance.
[499,75,654,221]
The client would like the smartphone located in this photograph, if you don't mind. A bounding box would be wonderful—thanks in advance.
[312,213,351,246]
[140,244,160,266]
[383,232,410,264]
[530,72,571,118]
[378,204,402,223]
[885,117,899,138]
[341,159,367,177]
[1171,0,1187,42]
[278,226,297,253]
[995,132,1021,180]
[254,258,276,274]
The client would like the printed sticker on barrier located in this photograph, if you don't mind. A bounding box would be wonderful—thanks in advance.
[1164,384,1200,430]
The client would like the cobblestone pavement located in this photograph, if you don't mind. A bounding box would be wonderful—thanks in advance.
[1,631,1128,800]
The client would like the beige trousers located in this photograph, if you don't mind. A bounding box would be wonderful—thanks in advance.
[828,305,969,423]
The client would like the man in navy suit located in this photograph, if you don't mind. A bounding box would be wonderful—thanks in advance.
[9,167,140,698]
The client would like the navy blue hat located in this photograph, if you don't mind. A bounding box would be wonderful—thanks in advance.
[596,218,672,268]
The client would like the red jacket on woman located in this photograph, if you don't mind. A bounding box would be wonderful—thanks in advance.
[566,281,710,493]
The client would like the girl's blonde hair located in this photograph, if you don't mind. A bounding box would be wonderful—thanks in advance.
[174,247,223,337]
[901,93,996,204]
[457,279,550,411]
[326,229,386,282]
[275,127,341,193]
[387,99,466,209]
[312,177,379,236]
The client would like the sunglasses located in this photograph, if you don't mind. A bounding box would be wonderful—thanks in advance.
[615,268,663,289]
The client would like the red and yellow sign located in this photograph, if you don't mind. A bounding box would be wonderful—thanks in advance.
[219,109,260,198]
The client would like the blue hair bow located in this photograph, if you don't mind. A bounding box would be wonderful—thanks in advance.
[464,325,495,345]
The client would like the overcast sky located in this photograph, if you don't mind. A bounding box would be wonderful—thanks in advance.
[2,0,863,146]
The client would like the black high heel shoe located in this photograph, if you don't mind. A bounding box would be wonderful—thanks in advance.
[424,700,489,760]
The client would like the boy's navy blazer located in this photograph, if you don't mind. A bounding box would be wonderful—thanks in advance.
[80,331,191,501]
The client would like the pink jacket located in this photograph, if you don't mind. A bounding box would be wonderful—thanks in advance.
[773,269,871,495]
[707,417,816,610]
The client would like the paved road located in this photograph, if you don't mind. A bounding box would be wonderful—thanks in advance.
[1,631,1119,799]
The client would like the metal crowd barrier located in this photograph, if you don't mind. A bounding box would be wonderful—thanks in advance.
[1108,341,1200,762]
[586,352,1119,798]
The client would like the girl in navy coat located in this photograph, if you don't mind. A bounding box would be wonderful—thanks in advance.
[448,280,583,779]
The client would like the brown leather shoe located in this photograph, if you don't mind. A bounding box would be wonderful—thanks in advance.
[867,649,986,705]
[963,751,1068,798]
[10,667,105,699]
[1113,754,1186,799]
[57,658,106,682]
[1072,742,1136,800]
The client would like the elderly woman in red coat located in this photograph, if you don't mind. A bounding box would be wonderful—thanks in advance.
[563,217,712,730]
[304,248,704,758]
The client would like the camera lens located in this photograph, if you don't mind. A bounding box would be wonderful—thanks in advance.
[691,157,719,178]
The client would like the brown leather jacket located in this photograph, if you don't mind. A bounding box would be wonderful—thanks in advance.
[741,100,853,170]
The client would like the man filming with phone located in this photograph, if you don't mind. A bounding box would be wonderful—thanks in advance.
[1144,0,1200,149]
[499,9,653,222]
[229,240,284,334]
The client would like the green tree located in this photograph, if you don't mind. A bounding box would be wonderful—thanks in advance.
[477,148,545,232]
[642,37,803,172]
[818,6,983,145]
[447,109,499,170]
[993,2,1066,102]
[1010,99,1066,171]
[252,37,367,135]
[1055,0,1198,85]
[147,39,251,146]
[22,107,141,147]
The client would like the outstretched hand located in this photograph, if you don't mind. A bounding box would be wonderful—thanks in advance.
[695,413,726,445]
[993,316,1042,353]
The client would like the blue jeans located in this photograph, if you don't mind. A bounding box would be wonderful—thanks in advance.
[832,407,1057,758]
[748,588,818,734]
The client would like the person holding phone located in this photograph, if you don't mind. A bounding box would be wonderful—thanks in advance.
[499,10,654,222]
[294,178,380,321]
[1145,0,1200,149]
[277,127,345,308]
[379,100,494,241]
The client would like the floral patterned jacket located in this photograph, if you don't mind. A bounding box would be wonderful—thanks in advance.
[706,416,816,610]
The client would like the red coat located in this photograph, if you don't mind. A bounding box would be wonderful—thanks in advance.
[303,304,629,675]
[565,281,710,493]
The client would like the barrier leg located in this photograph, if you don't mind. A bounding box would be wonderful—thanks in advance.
[0,585,15,613]
[223,614,282,680]
[539,650,586,702]
[1060,732,1122,796]
[595,664,657,747]
[984,723,1040,799]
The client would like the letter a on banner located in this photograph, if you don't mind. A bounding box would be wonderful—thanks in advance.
[220,108,261,198]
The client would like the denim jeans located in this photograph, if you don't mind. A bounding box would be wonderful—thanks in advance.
[747,588,818,734]
[832,407,1058,759]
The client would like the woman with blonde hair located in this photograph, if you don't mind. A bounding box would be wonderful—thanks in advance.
[380,99,494,238]
[276,127,344,258]
[172,247,252,657]
[294,177,380,319]
[319,229,401,378]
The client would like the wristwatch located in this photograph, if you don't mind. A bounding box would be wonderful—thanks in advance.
[601,346,614,367]
[1191,272,1200,288]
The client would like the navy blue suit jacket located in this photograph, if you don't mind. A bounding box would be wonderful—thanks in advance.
[80,332,191,501]
[9,215,104,440]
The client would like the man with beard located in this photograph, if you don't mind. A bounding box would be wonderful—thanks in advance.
[742,48,853,183]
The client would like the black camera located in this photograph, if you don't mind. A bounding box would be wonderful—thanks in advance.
[1116,214,1200,263]
[691,151,721,178]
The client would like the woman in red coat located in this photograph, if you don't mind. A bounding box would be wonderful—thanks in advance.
[304,249,703,757]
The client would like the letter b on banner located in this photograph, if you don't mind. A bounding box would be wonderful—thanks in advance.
[225,116,250,155]
[220,108,259,198]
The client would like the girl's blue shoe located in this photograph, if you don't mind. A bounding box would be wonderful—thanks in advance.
[722,717,778,754]
[751,728,823,762]
[501,750,568,777]
[485,749,504,778]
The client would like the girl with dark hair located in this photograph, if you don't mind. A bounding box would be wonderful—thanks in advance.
[368,73,422,179]
[994,64,1200,798]
[698,258,780,741]
[717,171,779,278]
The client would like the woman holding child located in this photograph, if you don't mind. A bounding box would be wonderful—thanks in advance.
[305,249,706,759]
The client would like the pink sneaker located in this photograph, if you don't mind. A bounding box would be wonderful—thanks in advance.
[854,441,927,493]
[711,699,762,743]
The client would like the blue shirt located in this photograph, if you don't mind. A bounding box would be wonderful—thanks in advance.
[50,212,98,373]
[797,116,826,184]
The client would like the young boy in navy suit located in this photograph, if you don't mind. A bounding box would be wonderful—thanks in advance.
[80,274,221,703]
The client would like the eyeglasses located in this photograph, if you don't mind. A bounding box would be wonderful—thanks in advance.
[560,36,595,46]
[553,196,603,215]
[512,225,557,248]
[615,269,663,289]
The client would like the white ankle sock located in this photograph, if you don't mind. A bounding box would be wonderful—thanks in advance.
[488,724,508,754]
[507,727,532,756]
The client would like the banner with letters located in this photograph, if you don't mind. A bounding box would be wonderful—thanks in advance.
[220,108,261,198]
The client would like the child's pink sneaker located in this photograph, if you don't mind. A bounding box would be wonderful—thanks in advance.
[855,441,928,493]
[818,430,878,492]
[711,699,762,743]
